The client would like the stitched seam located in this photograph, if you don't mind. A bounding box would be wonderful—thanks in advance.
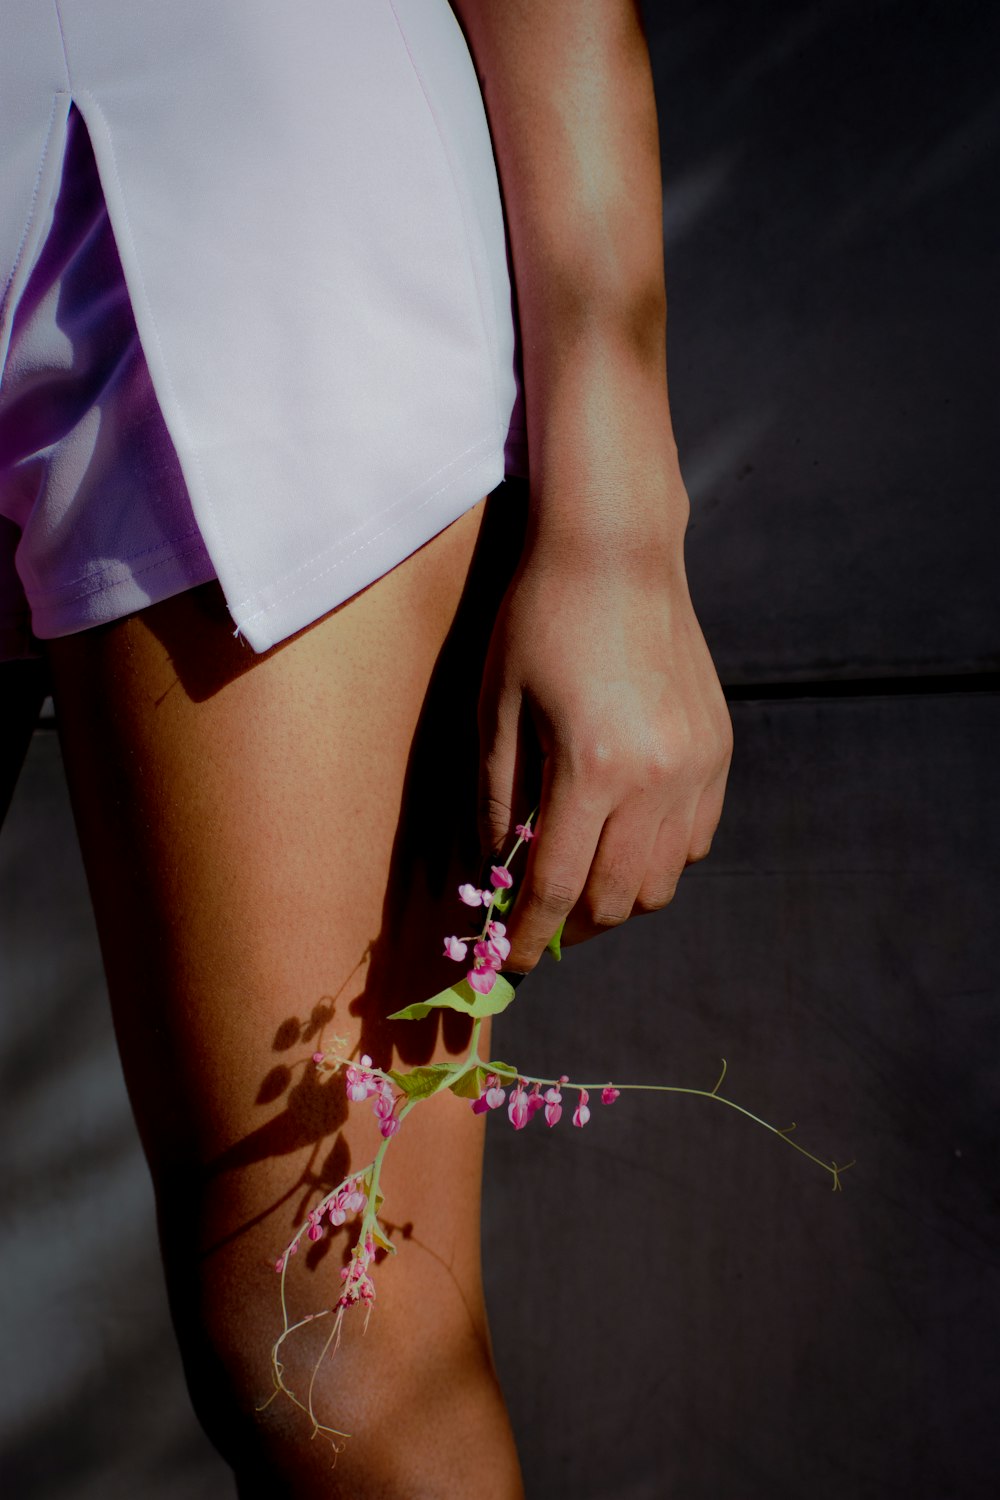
[236,439,497,626]
[0,95,61,367]
[386,0,504,448]
[51,0,74,88]
[229,433,492,615]
[54,519,206,576]
[27,532,212,608]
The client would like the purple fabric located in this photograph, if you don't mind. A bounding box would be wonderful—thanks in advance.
[0,106,215,659]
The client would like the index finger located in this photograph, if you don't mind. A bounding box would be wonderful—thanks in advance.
[502,759,606,973]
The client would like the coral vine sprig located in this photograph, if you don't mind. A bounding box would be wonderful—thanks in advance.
[264,809,852,1449]
[443,822,531,995]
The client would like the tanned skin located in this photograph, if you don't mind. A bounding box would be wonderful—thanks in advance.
[11,6,732,1496]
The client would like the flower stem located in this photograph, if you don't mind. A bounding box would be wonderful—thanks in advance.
[510,1062,853,1188]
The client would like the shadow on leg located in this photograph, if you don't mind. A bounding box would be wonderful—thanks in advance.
[44,489,528,1499]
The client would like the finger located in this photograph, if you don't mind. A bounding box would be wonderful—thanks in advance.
[503,761,605,972]
[685,764,729,865]
[630,762,728,914]
[560,802,659,946]
[631,808,698,915]
[477,688,529,859]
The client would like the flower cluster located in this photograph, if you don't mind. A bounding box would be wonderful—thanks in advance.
[320,1180,368,1233]
[332,1051,403,1138]
[338,1233,377,1310]
[273,1176,369,1272]
[445,903,511,996]
[472,1074,620,1129]
[267,803,848,1450]
[442,816,534,994]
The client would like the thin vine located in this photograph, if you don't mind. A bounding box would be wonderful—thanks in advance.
[259,811,852,1448]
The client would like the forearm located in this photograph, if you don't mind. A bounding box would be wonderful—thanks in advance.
[450,0,686,560]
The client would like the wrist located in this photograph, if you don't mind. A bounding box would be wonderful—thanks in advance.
[522,345,689,569]
[523,464,691,584]
[524,319,678,472]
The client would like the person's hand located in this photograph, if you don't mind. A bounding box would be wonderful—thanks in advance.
[478,500,733,974]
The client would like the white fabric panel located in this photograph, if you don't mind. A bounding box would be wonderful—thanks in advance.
[0,0,522,651]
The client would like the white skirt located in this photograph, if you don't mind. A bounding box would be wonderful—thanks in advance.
[0,0,527,657]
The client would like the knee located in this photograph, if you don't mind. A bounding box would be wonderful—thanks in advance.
[160,1233,522,1499]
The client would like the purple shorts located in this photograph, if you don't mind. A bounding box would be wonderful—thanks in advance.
[0,105,217,661]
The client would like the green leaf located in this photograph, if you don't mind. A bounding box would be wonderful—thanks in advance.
[546,920,565,962]
[360,1170,385,1218]
[484,1060,519,1082]
[450,1060,520,1099]
[491,884,514,915]
[370,1220,396,1254]
[449,1065,487,1099]
[386,974,517,1022]
[386,1063,458,1102]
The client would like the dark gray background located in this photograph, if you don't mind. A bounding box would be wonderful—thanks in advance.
[2,1,998,1495]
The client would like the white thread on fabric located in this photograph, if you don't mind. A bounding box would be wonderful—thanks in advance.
[0,94,61,374]
[235,440,498,627]
[233,435,494,622]
[386,0,505,449]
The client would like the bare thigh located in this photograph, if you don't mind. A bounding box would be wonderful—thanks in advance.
[44,493,526,1498]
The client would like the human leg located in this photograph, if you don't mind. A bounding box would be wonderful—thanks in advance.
[45,494,525,1498]
[0,659,50,825]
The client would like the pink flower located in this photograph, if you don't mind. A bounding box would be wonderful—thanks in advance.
[601,1084,620,1106]
[515,822,535,841]
[375,1088,401,1134]
[345,1188,366,1215]
[488,933,511,963]
[526,1084,546,1119]
[487,921,507,939]
[471,1075,506,1112]
[345,1054,378,1103]
[490,865,514,889]
[312,1051,326,1064]
[508,1083,529,1130]
[474,939,502,971]
[276,1240,298,1272]
[338,1239,378,1309]
[573,1089,591,1128]
[443,935,468,962]
[467,965,497,995]
[458,883,485,907]
[544,1085,563,1128]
